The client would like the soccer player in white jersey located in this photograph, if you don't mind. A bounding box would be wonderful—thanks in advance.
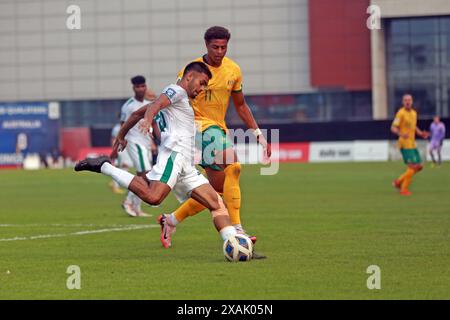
[118,75,157,217]
[75,62,238,246]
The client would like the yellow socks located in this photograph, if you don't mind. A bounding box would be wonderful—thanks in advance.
[401,168,415,192]
[223,163,242,225]
[397,172,408,184]
[173,162,242,225]
[174,198,206,222]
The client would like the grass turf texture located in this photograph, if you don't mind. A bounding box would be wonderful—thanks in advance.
[0,162,449,299]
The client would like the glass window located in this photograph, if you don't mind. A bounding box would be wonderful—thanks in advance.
[61,99,124,127]
[225,91,372,124]
[351,92,372,120]
[447,85,450,117]
[328,92,352,121]
[389,19,409,36]
[387,35,410,69]
[297,94,322,121]
[443,34,450,66]
[386,17,450,118]
[410,17,438,35]
[409,85,437,117]
[439,16,450,34]
[410,35,439,68]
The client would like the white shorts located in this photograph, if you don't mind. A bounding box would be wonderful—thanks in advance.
[125,142,152,172]
[146,147,209,203]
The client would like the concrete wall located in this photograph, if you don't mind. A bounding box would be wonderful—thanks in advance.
[0,0,312,102]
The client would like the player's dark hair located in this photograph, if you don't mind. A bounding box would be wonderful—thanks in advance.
[204,26,231,43]
[131,75,146,85]
[182,61,212,80]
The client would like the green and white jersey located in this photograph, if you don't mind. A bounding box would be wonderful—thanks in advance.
[158,84,196,158]
[120,97,152,148]
[111,123,121,138]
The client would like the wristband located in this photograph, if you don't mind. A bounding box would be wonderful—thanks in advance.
[253,128,262,137]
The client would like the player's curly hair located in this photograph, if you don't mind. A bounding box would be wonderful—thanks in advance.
[204,26,231,43]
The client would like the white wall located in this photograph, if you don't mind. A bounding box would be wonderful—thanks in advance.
[0,0,312,101]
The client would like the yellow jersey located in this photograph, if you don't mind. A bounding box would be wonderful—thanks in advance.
[392,107,417,149]
[177,56,243,132]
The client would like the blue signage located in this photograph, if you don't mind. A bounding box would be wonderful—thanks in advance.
[0,102,60,166]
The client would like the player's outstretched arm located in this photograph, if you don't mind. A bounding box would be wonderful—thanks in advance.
[111,105,148,158]
[140,94,171,134]
[111,94,171,158]
[391,125,400,136]
[231,91,271,158]
[416,127,429,139]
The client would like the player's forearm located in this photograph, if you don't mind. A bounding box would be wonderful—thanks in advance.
[117,117,138,139]
[117,107,146,139]
[235,103,259,130]
[391,126,400,136]
[143,105,161,124]
[416,127,425,137]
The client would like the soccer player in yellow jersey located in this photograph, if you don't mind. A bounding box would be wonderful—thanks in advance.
[157,26,271,255]
[391,94,429,196]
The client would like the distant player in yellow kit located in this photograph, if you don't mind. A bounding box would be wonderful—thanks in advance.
[391,94,429,196]
[157,26,271,256]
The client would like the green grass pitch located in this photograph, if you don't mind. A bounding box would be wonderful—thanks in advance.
[0,162,449,299]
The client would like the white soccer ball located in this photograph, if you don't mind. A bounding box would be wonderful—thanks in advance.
[223,234,253,262]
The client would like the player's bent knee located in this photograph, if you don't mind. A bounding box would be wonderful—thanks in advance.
[142,192,163,206]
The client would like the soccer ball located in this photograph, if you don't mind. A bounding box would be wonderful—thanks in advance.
[223,234,253,262]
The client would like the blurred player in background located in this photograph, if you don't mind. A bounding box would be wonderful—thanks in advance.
[117,75,157,217]
[109,116,131,194]
[391,94,429,196]
[158,26,271,258]
[15,132,28,156]
[428,116,446,168]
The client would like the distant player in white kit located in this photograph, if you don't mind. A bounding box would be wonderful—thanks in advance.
[110,121,126,194]
[75,62,238,245]
[118,75,157,217]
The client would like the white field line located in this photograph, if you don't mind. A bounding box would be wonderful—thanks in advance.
[0,224,158,242]
[0,224,152,228]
